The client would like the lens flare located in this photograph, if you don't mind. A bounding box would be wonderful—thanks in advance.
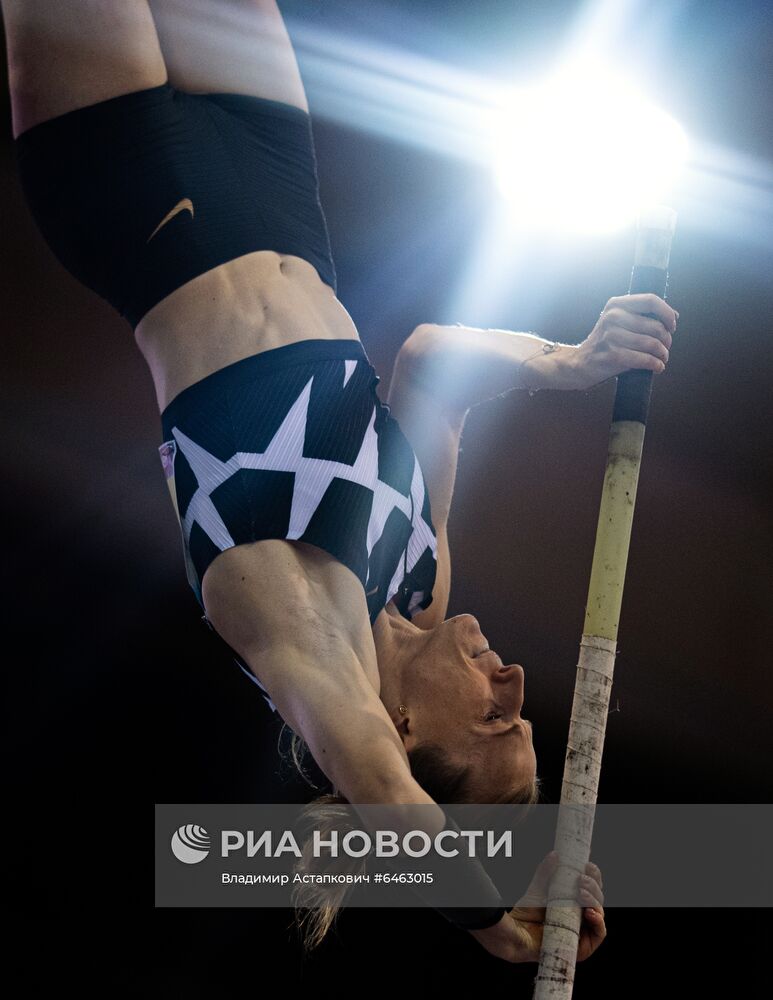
[491,63,688,234]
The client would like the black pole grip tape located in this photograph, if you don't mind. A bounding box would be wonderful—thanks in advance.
[611,264,670,424]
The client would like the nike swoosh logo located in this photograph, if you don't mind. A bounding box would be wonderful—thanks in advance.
[366,586,379,597]
[146,198,194,243]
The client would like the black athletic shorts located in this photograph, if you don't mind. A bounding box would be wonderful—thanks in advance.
[159,338,437,702]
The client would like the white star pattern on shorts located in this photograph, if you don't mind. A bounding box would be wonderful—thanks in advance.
[170,371,435,592]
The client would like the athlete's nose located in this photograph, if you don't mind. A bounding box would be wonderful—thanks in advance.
[491,662,524,683]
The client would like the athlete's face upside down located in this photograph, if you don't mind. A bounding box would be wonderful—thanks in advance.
[373,607,538,803]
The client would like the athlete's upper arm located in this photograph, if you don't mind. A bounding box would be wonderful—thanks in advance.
[407,521,451,629]
[386,331,467,630]
[200,539,419,802]
[277,643,418,802]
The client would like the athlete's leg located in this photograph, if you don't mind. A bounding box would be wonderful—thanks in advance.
[148,0,308,111]
[0,0,167,139]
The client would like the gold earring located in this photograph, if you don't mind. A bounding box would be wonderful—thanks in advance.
[398,705,407,715]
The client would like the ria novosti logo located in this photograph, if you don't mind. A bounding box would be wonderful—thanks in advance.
[171,825,210,864]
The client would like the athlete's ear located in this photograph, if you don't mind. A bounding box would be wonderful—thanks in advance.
[391,709,412,745]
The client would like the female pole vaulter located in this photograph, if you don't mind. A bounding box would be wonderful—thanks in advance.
[3,0,675,960]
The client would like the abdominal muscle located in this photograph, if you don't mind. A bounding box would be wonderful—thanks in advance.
[134,250,361,413]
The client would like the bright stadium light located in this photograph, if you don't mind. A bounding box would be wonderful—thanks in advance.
[491,63,688,234]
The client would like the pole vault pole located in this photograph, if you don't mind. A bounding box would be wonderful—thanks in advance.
[532,204,677,999]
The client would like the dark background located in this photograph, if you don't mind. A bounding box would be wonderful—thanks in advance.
[2,0,771,994]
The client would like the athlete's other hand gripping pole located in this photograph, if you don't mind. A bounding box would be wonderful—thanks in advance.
[532,206,678,999]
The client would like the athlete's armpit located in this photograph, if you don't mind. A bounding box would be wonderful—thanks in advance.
[158,439,181,522]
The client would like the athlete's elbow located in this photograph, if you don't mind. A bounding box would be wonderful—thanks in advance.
[393,324,446,394]
[401,323,443,365]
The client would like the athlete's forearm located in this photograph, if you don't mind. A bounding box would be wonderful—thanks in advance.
[399,323,581,419]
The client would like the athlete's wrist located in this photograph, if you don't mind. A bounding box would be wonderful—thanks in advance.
[520,342,581,393]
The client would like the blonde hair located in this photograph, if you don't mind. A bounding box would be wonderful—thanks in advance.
[278,724,542,954]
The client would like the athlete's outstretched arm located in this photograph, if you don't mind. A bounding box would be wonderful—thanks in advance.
[201,539,549,964]
[385,322,565,629]
[400,295,676,412]
[386,295,676,628]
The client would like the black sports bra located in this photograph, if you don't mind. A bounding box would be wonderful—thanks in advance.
[14,81,338,329]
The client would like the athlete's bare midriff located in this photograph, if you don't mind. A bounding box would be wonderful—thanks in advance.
[134,249,360,413]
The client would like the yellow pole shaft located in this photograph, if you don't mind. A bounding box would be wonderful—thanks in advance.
[583,420,646,640]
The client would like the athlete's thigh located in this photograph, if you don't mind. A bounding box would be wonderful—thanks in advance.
[148,0,308,111]
[1,0,167,138]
